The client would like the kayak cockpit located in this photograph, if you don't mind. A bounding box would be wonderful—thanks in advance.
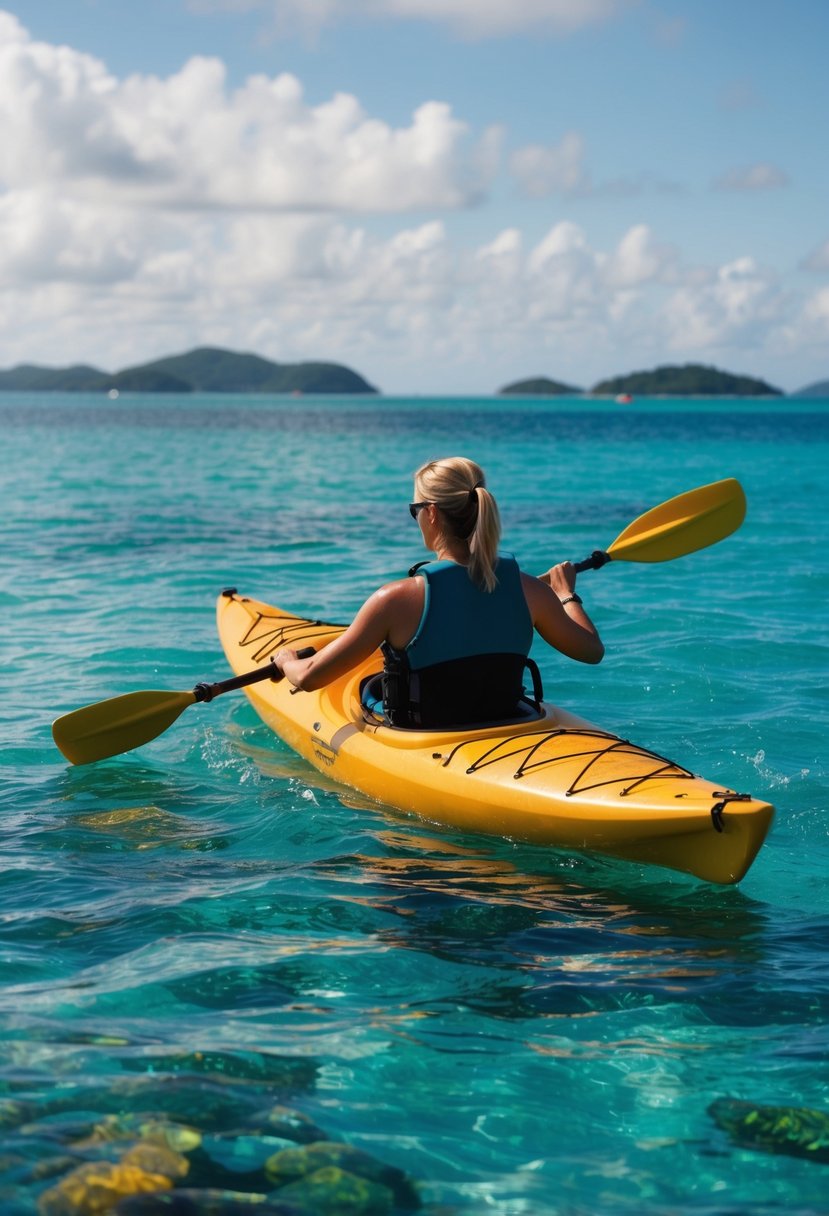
[356,670,547,732]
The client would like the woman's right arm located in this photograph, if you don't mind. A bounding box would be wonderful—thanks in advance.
[522,564,604,664]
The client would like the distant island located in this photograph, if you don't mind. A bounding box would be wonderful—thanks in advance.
[791,378,829,398]
[0,346,378,395]
[498,363,787,398]
[2,348,823,398]
[499,376,582,396]
[591,364,783,397]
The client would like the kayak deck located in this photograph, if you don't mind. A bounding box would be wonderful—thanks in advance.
[217,590,774,884]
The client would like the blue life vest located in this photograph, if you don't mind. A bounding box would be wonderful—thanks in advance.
[379,554,539,728]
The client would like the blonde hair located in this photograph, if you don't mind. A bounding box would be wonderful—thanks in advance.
[414,457,501,592]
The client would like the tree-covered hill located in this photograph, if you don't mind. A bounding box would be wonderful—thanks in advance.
[0,364,107,391]
[0,347,378,394]
[591,363,783,397]
[498,376,583,396]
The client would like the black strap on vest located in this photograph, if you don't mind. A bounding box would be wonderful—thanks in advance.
[381,643,544,729]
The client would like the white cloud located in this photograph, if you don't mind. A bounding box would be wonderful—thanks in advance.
[0,204,800,389]
[0,14,491,213]
[510,132,588,197]
[662,256,784,350]
[714,162,789,192]
[191,0,626,39]
[602,223,676,288]
[0,191,141,285]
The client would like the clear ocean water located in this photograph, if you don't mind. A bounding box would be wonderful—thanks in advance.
[2,393,828,1215]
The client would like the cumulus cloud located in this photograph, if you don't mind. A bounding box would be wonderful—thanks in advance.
[0,196,799,390]
[661,256,785,350]
[601,224,676,288]
[0,191,142,285]
[0,12,491,213]
[191,0,626,39]
[714,162,789,192]
[0,200,683,378]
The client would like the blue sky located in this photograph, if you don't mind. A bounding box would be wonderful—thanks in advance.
[2,0,827,392]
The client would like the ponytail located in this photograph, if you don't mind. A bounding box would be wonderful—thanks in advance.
[468,482,500,592]
[413,457,502,592]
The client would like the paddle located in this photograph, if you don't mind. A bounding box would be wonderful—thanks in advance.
[53,477,745,766]
[570,477,746,572]
[52,647,315,766]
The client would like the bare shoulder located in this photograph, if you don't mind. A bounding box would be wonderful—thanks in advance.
[362,577,419,613]
[362,576,424,649]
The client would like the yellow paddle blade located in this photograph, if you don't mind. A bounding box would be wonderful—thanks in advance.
[606,478,746,564]
[52,689,197,765]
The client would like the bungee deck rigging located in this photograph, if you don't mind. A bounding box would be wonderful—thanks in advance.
[223,592,344,664]
[438,728,696,794]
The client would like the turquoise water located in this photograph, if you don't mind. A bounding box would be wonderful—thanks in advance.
[2,394,828,1214]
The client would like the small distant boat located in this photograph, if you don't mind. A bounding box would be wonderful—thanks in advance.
[107,389,120,400]
[615,393,633,405]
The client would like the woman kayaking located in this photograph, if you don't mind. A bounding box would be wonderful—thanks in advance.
[274,456,603,727]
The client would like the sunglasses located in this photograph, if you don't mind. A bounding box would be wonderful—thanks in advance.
[409,501,431,520]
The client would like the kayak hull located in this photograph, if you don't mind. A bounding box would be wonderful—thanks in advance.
[217,591,774,884]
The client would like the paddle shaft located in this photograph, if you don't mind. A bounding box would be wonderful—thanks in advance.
[193,646,315,702]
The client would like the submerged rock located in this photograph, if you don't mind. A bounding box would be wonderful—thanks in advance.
[121,1142,190,1181]
[265,1142,420,1209]
[37,1159,173,1214]
[6,1074,423,1216]
[276,1165,393,1215]
[709,1097,829,1163]
[34,1114,202,1156]
[130,1119,203,1156]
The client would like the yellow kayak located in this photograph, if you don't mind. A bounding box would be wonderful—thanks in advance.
[217,590,774,884]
